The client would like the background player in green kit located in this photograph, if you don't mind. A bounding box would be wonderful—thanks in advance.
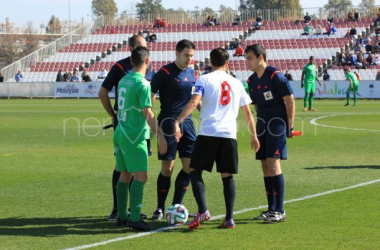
[113,46,167,231]
[301,56,322,112]
[343,68,359,106]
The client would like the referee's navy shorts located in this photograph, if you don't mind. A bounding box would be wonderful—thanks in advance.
[256,117,287,160]
[157,117,196,160]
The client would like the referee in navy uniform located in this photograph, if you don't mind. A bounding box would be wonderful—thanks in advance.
[245,44,295,223]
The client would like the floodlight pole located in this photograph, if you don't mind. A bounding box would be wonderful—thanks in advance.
[68,0,71,33]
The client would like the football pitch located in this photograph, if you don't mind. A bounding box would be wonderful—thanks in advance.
[0,99,379,250]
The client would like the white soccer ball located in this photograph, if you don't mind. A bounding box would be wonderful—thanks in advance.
[166,204,188,225]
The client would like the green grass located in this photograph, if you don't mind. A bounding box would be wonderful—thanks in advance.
[0,99,379,250]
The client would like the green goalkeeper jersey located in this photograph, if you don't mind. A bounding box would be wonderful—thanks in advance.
[303,63,317,85]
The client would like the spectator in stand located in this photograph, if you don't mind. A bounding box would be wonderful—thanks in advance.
[375,35,380,44]
[366,53,373,68]
[356,51,364,68]
[160,18,167,28]
[374,13,380,26]
[98,68,108,79]
[81,69,88,78]
[372,41,380,53]
[314,25,323,36]
[376,70,380,80]
[345,53,354,66]
[194,69,201,79]
[323,70,330,81]
[145,31,151,42]
[375,26,380,36]
[15,70,23,82]
[363,34,372,53]
[145,31,157,42]
[304,12,311,23]
[339,52,346,66]
[354,9,360,21]
[82,71,92,82]
[232,14,241,25]
[71,72,80,82]
[346,11,354,22]
[234,44,244,57]
[354,71,361,80]
[284,70,293,81]
[331,23,337,34]
[323,23,332,36]
[301,23,314,36]
[253,12,263,29]
[153,16,161,28]
[211,15,219,25]
[350,26,357,38]
[0,72,4,82]
[344,29,350,38]
[229,38,240,49]
[63,70,72,82]
[327,13,334,24]
[203,16,212,26]
[354,42,362,54]
[203,61,212,75]
[356,34,363,45]
[373,53,380,65]
[56,69,64,82]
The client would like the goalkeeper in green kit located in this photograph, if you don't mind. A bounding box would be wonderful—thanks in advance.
[113,46,167,231]
[343,68,359,106]
[301,56,322,111]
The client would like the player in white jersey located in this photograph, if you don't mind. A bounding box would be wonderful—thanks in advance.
[173,48,260,229]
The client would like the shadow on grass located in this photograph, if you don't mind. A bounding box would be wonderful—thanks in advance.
[304,165,380,170]
[0,216,134,237]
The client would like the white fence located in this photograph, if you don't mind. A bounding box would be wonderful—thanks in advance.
[0,81,379,99]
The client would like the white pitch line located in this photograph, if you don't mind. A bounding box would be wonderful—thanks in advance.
[63,178,380,250]
[310,115,380,132]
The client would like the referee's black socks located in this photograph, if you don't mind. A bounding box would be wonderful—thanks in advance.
[190,171,208,213]
[222,176,235,220]
[172,170,190,205]
[157,173,171,211]
[264,176,276,211]
[112,169,121,210]
[272,174,285,214]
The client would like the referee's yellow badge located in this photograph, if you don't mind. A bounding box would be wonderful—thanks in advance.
[263,91,273,101]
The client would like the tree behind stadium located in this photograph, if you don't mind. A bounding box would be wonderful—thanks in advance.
[239,0,302,21]
[136,0,165,21]
[324,0,353,9]
[92,0,118,17]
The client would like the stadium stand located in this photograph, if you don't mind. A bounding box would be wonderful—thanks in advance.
[4,16,380,82]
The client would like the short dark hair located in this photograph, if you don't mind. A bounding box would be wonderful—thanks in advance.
[309,56,314,60]
[176,39,195,53]
[129,35,144,48]
[244,44,266,61]
[210,48,229,67]
[131,46,150,68]
[343,68,350,72]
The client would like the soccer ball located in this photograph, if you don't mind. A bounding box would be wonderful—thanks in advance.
[166,204,188,225]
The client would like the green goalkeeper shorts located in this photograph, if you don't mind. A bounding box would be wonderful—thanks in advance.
[304,83,316,94]
[347,84,359,92]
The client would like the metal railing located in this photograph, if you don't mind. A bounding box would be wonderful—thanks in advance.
[102,5,380,26]
[1,16,104,82]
